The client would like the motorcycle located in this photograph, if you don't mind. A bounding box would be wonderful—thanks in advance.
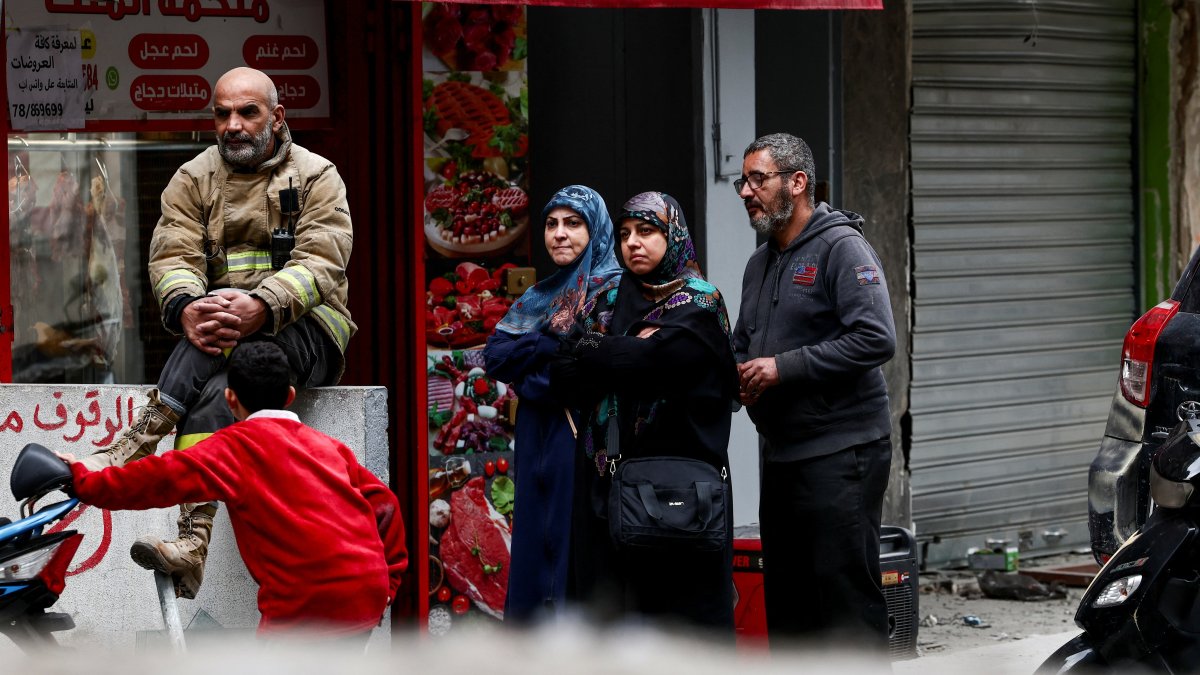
[1038,409,1200,673]
[0,443,82,651]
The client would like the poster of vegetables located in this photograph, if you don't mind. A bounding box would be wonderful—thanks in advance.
[421,2,528,634]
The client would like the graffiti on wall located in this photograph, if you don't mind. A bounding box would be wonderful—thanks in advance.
[1,388,165,577]
[4,390,136,445]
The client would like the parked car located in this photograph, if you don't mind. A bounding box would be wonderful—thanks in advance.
[1089,245,1200,562]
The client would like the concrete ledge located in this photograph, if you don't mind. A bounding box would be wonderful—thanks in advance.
[0,384,389,652]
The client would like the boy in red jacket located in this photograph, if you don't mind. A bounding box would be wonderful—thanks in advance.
[63,341,408,637]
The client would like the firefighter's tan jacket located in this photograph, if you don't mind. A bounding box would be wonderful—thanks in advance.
[149,122,355,368]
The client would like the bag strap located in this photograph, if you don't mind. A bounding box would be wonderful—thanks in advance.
[605,399,729,482]
[606,406,621,475]
[635,481,715,532]
[695,481,713,525]
[636,482,663,520]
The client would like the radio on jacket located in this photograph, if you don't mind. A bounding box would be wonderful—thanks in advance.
[273,179,299,270]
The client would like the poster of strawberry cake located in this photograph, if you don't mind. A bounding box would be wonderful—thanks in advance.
[420,2,529,634]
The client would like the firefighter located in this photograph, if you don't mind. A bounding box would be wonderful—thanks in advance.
[80,66,355,599]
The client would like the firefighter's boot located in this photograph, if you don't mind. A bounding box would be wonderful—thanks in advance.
[129,502,217,599]
[79,389,179,471]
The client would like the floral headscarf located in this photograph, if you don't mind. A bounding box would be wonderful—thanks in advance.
[495,185,622,336]
[611,192,731,339]
[619,190,702,288]
[580,192,736,474]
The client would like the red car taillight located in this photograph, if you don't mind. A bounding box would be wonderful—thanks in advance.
[1121,299,1181,407]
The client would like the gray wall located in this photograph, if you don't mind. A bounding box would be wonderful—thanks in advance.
[703,9,763,528]
[842,0,914,529]
[701,5,915,530]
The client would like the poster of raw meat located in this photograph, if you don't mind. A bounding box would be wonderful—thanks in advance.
[426,348,516,628]
[421,2,529,634]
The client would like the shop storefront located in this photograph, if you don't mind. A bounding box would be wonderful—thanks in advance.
[0,0,426,621]
[3,0,895,634]
[3,2,332,385]
[407,0,885,633]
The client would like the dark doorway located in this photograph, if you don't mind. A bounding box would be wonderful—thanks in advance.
[755,10,842,208]
[526,7,706,275]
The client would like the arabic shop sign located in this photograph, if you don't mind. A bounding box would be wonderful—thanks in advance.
[5,0,329,131]
[6,29,85,130]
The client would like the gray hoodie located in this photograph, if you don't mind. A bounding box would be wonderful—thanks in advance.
[733,202,896,462]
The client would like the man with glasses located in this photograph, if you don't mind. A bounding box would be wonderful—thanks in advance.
[732,133,896,652]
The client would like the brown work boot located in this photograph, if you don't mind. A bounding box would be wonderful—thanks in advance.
[129,502,217,599]
[79,389,179,471]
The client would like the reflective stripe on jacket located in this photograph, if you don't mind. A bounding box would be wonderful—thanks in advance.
[148,122,355,354]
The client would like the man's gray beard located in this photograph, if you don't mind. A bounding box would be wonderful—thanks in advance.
[749,191,793,235]
[218,123,273,167]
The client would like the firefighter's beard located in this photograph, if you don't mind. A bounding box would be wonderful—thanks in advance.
[748,188,793,235]
[218,123,274,168]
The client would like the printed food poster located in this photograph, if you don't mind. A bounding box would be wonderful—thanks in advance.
[422,70,529,260]
[421,2,529,633]
[426,349,515,629]
[426,261,519,350]
[421,2,527,73]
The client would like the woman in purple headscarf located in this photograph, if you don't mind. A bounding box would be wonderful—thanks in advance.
[483,185,621,623]
[555,191,737,634]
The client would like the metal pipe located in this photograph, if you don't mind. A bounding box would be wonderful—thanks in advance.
[154,571,187,653]
[7,138,210,152]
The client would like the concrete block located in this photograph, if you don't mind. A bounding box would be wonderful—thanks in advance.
[0,384,389,653]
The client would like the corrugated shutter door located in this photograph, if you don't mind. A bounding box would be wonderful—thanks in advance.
[910,0,1137,564]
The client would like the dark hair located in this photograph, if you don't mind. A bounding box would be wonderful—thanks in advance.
[227,341,293,413]
[744,133,817,207]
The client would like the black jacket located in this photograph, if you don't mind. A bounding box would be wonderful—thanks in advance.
[733,202,896,461]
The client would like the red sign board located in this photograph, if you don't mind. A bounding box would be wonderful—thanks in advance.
[6,0,330,131]
[129,74,210,110]
[127,33,208,69]
[243,35,320,70]
[403,0,882,7]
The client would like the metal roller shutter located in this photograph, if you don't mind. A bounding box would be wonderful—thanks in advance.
[910,0,1137,565]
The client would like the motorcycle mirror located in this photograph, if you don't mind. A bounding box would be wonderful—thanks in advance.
[10,443,72,501]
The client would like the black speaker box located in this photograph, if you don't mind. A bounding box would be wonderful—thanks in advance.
[880,525,919,659]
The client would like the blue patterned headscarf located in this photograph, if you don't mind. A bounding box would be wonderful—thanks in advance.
[496,185,623,336]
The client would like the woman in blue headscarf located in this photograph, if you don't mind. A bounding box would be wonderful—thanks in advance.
[483,185,621,624]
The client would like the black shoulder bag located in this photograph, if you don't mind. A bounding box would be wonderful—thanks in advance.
[604,412,730,551]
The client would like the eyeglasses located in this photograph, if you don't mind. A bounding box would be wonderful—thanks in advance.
[733,170,798,194]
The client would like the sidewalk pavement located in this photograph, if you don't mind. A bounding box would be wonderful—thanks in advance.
[894,630,1078,675]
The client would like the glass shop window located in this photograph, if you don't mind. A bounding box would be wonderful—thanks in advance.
[6,132,210,384]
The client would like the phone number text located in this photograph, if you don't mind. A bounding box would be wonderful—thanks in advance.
[10,102,64,119]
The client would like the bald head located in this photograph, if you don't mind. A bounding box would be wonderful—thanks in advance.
[212,67,285,168]
[215,67,279,108]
